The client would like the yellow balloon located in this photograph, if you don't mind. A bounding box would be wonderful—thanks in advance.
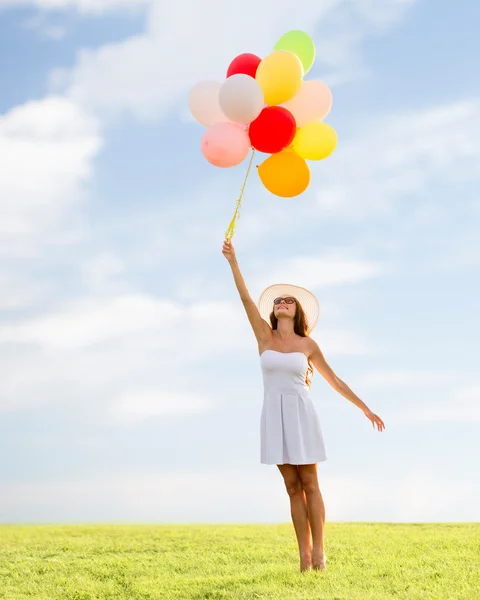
[258,150,310,197]
[293,121,337,160]
[255,50,303,106]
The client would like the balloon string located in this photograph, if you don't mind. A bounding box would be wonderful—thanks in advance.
[224,148,256,242]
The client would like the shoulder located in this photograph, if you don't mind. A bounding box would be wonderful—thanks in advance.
[305,336,322,359]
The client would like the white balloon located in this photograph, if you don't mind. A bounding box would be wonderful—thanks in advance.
[188,81,229,127]
[219,74,264,125]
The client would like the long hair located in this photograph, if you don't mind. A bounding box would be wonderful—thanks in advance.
[269,298,314,389]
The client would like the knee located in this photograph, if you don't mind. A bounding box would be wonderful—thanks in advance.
[284,479,303,497]
[300,479,319,495]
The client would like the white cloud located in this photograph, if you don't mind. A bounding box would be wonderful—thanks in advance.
[80,252,126,292]
[56,0,330,119]
[0,294,183,350]
[0,293,252,414]
[355,0,417,28]
[0,0,148,13]
[315,100,480,219]
[23,14,68,40]
[454,385,480,403]
[257,252,384,291]
[0,96,102,256]
[0,272,49,310]
[49,0,418,120]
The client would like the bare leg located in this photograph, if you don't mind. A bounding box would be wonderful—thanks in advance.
[277,464,312,571]
[298,464,326,570]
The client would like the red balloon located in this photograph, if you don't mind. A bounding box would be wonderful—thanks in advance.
[226,53,262,79]
[248,107,296,154]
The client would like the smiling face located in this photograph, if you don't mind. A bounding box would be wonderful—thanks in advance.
[273,296,297,320]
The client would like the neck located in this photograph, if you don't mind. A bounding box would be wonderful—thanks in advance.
[275,319,296,339]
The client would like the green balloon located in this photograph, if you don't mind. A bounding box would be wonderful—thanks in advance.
[274,30,316,75]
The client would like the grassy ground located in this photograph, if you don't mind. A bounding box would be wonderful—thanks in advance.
[0,523,478,599]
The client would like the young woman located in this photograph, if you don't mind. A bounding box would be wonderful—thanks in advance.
[222,239,385,572]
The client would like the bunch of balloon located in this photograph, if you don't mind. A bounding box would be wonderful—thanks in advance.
[188,30,337,240]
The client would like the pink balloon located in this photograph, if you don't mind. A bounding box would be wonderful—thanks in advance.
[282,80,332,127]
[201,122,250,168]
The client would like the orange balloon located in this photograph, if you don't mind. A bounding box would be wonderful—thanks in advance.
[258,150,310,197]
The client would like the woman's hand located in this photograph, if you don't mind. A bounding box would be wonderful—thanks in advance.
[222,239,236,263]
[363,408,385,432]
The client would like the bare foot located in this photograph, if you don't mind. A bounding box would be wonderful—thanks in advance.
[312,548,326,570]
[300,550,312,572]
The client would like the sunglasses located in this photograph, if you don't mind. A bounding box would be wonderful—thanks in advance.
[273,297,296,305]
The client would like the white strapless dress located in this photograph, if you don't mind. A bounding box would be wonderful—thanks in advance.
[260,350,327,465]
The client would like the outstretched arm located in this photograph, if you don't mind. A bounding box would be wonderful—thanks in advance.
[308,339,385,432]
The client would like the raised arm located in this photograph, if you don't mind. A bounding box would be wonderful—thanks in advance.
[222,240,271,346]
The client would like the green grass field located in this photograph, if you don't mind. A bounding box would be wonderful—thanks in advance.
[0,523,478,599]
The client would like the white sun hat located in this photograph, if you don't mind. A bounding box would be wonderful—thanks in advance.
[257,283,319,335]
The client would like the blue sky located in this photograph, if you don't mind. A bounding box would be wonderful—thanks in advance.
[0,0,479,524]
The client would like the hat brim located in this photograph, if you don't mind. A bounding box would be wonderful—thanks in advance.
[257,283,319,335]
